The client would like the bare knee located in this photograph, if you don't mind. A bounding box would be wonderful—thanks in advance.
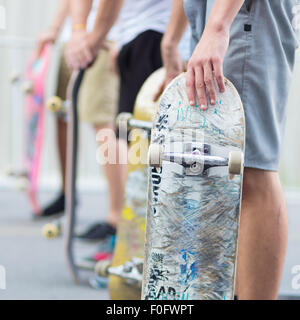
[242,168,285,209]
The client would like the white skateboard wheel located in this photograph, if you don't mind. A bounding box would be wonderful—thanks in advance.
[42,223,60,239]
[10,72,21,83]
[46,96,63,113]
[4,166,14,176]
[228,151,244,175]
[117,113,132,133]
[16,177,29,191]
[23,81,34,94]
[95,260,111,278]
[148,144,162,168]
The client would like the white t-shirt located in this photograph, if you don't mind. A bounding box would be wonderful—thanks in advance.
[117,0,172,47]
[117,0,190,60]
[59,0,191,60]
[59,0,118,43]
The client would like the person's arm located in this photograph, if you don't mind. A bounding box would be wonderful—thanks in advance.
[154,0,188,100]
[36,0,70,56]
[70,0,93,31]
[186,0,244,109]
[66,0,124,70]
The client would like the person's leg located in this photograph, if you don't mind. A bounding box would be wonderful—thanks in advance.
[76,43,123,240]
[57,117,67,192]
[93,123,127,228]
[236,168,288,300]
[39,47,71,217]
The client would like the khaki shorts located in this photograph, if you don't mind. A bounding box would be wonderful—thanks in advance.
[56,43,119,126]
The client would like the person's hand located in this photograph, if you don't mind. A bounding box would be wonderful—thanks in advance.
[153,41,185,101]
[186,25,228,110]
[36,27,58,57]
[65,30,108,70]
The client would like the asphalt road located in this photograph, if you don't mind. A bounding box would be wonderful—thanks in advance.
[0,188,299,300]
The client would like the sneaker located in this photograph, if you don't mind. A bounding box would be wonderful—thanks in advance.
[77,222,116,242]
[37,193,65,218]
[89,275,108,290]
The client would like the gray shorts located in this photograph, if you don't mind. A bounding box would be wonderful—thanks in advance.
[184,0,299,171]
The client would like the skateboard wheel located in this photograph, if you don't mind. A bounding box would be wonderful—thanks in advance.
[5,167,14,176]
[10,72,21,83]
[42,223,60,239]
[16,177,29,191]
[148,143,162,168]
[46,96,63,113]
[228,151,244,175]
[23,81,34,94]
[117,113,132,134]
[94,260,111,278]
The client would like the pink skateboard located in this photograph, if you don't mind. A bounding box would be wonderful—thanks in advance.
[22,45,51,216]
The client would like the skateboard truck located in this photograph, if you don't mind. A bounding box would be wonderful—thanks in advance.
[148,143,244,176]
[117,112,153,133]
[95,257,143,288]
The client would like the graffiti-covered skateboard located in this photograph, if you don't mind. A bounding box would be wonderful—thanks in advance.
[143,74,245,300]
[21,46,51,216]
[95,68,166,299]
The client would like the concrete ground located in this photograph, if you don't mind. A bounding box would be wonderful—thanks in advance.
[0,188,299,300]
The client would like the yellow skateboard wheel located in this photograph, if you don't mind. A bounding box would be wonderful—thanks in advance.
[42,223,60,239]
[46,96,63,113]
[94,260,111,278]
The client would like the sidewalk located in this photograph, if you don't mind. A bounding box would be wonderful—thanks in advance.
[0,188,299,300]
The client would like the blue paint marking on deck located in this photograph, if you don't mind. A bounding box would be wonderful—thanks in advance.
[184,199,201,210]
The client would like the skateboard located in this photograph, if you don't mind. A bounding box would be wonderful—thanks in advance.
[65,69,85,282]
[44,70,93,281]
[95,68,166,299]
[143,73,245,300]
[10,45,51,215]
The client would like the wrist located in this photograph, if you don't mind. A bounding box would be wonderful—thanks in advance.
[49,25,60,36]
[161,37,178,53]
[206,19,231,34]
[72,23,86,32]
[91,28,105,48]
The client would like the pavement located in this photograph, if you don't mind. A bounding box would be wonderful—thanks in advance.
[0,187,299,300]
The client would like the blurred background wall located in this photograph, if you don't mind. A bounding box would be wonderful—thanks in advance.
[0,0,299,195]
[0,0,104,192]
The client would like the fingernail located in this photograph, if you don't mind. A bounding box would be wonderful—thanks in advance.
[190,101,195,106]
[200,104,206,110]
[211,99,215,105]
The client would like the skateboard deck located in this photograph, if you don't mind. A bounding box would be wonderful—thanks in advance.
[64,70,85,282]
[143,73,245,300]
[22,45,51,215]
[107,68,166,299]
